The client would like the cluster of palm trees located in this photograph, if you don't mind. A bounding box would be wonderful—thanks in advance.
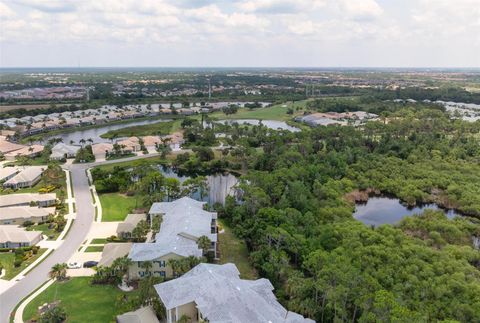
[49,263,68,281]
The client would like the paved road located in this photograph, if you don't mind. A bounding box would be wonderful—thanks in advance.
[0,166,93,322]
[0,153,164,322]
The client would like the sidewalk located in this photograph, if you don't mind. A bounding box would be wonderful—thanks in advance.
[14,279,56,323]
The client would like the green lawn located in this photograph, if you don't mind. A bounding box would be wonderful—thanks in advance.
[0,249,47,280]
[99,193,139,221]
[217,219,257,280]
[26,223,60,240]
[85,246,104,252]
[91,238,107,244]
[101,120,176,139]
[23,277,139,322]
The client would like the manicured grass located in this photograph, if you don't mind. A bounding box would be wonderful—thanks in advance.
[91,238,107,244]
[217,219,257,280]
[0,249,47,280]
[27,223,60,241]
[99,192,139,221]
[85,246,104,252]
[23,277,139,322]
[101,120,175,139]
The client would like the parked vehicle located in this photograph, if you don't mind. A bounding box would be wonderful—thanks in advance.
[67,262,81,269]
[83,261,98,268]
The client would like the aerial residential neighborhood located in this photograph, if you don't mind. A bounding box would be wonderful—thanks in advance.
[1,0,480,322]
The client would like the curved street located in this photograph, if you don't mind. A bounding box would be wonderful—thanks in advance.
[0,153,162,322]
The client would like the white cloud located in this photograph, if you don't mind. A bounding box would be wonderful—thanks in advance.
[0,0,478,67]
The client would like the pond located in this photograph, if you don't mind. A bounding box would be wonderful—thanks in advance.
[216,119,300,132]
[156,165,239,205]
[353,197,463,226]
[43,119,171,145]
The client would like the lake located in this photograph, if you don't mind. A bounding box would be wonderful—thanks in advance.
[43,119,171,145]
[216,119,300,132]
[353,197,462,226]
[156,165,238,205]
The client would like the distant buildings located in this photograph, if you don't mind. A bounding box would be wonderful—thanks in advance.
[0,225,42,249]
[296,111,378,127]
[155,263,315,323]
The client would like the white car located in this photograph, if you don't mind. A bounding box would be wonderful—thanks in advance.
[67,262,81,269]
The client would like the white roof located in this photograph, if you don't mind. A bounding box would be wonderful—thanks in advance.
[0,206,56,221]
[98,243,132,267]
[0,193,57,208]
[4,166,45,185]
[155,263,315,323]
[129,197,217,261]
[50,143,80,158]
[0,167,20,181]
[0,225,42,244]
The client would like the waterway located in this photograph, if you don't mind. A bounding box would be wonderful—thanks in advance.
[43,119,171,144]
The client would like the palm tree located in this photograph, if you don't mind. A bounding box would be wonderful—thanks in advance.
[79,139,86,147]
[49,263,68,281]
[141,261,153,277]
[197,235,211,256]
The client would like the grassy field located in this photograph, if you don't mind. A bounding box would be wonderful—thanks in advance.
[100,119,181,139]
[23,277,139,322]
[217,219,257,280]
[99,192,139,221]
[0,249,47,280]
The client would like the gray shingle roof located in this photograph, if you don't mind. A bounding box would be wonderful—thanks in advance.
[129,197,216,261]
[154,263,315,323]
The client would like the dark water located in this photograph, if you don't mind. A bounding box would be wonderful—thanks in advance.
[156,166,238,205]
[43,119,171,144]
[353,197,462,226]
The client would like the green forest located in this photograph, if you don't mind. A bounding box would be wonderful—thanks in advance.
[207,106,480,322]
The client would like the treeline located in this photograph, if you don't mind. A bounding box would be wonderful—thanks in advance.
[211,106,480,322]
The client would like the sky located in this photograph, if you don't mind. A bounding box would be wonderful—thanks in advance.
[0,0,479,68]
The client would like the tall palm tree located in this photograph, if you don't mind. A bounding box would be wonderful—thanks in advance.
[49,263,68,281]
[141,261,153,277]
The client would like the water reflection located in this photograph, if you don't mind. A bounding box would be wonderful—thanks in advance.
[353,197,462,226]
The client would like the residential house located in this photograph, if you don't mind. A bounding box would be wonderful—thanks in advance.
[0,193,57,208]
[3,166,46,189]
[127,197,217,280]
[50,143,80,160]
[0,225,42,248]
[98,243,133,267]
[4,145,44,161]
[0,206,56,225]
[116,214,147,239]
[161,132,184,150]
[154,263,315,323]
[117,137,141,153]
[91,142,114,161]
[0,167,20,183]
[141,136,161,153]
[0,139,25,155]
[116,306,160,323]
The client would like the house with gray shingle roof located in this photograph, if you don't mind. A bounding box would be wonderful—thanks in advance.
[155,263,315,323]
[127,197,217,280]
